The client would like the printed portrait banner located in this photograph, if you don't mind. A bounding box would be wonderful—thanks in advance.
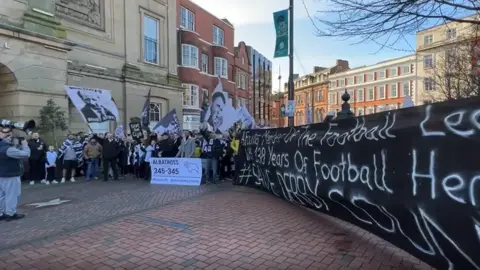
[129,123,143,142]
[202,78,239,133]
[236,106,256,130]
[236,96,480,270]
[150,158,201,186]
[65,86,119,123]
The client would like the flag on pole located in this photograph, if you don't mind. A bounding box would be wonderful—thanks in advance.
[141,88,151,129]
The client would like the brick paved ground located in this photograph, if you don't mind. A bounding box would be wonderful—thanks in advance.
[0,184,435,270]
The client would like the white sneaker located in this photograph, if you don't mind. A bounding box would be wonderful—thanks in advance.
[61,178,65,183]
[29,181,34,185]
[70,178,75,183]
[45,181,50,185]
[40,180,46,184]
[52,180,59,184]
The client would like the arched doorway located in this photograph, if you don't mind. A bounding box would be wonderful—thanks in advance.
[0,62,18,119]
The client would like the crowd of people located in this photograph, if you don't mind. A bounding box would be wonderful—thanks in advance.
[22,128,240,185]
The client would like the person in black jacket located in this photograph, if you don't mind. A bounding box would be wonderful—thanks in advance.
[27,132,47,185]
[201,131,223,184]
[102,133,120,181]
[156,133,175,157]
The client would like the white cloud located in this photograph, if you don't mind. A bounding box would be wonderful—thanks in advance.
[191,0,318,25]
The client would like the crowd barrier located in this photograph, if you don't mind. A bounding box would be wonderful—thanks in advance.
[235,97,480,270]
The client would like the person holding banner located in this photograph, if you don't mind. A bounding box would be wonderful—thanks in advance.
[101,133,120,182]
[201,131,224,184]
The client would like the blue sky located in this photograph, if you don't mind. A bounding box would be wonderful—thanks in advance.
[192,0,417,92]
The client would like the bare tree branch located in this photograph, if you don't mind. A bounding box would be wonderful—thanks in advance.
[311,0,480,50]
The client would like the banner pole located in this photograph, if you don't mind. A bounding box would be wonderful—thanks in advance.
[287,0,294,127]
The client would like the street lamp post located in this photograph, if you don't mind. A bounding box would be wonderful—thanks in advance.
[287,0,294,127]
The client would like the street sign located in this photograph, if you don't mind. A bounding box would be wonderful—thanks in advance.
[286,100,295,117]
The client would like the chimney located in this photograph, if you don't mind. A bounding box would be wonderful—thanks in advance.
[313,66,326,73]
[336,59,350,70]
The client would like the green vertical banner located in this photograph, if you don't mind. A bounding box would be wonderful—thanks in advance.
[273,9,289,58]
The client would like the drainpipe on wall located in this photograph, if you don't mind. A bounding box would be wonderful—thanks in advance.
[415,54,418,105]
[122,0,128,128]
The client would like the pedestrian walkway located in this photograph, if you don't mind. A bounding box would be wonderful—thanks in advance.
[0,181,434,270]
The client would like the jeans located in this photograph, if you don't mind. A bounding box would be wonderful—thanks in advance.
[205,158,218,183]
[86,159,99,180]
[0,176,21,216]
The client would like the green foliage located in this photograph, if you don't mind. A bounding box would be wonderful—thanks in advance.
[38,98,68,134]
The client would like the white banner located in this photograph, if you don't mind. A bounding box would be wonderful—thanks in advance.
[150,158,201,186]
[65,86,119,123]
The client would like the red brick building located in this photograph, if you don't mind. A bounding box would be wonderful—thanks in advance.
[176,0,237,130]
[233,42,251,108]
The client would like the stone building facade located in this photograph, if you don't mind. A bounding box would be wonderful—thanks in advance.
[0,0,182,134]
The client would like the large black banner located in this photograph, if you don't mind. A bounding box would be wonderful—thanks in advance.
[236,97,480,270]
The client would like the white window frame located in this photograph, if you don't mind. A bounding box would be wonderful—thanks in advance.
[357,75,364,84]
[149,103,162,122]
[367,107,374,115]
[180,7,195,31]
[402,65,410,74]
[367,88,374,101]
[181,44,198,68]
[402,82,410,96]
[424,35,433,45]
[357,108,364,116]
[328,93,337,105]
[367,73,373,82]
[424,55,433,69]
[214,57,228,78]
[378,86,386,99]
[348,77,354,85]
[446,28,456,40]
[378,71,385,79]
[390,68,397,77]
[356,89,364,102]
[201,53,208,73]
[143,15,159,65]
[182,84,200,108]
[390,84,398,98]
[212,26,225,46]
[424,78,435,91]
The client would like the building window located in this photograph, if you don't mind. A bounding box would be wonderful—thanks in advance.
[242,57,245,65]
[402,82,410,96]
[390,84,398,98]
[149,103,162,122]
[213,26,224,46]
[378,86,386,99]
[356,75,364,84]
[236,72,247,89]
[181,44,198,68]
[315,91,322,102]
[356,89,364,102]
[348,90,354,100]
[328,93,337,104]
[201,54,208,73]
[424,78,435,91]
[367,88,374,101]
[390,68,397,77]
[182,84,199,108]
[424,55,433,69]
[378,71,385,79]
[424,35,433,45]
[143,15,159,64]
[214,57,228,78]
[446,28,456,40]
[180,7,195,31]
[339,80,345,87]
[367,107,374,115]
[348,77,354,85]
[367,73,373,82]
[446,49,456,65]
[357,108,364,116]
[402,65,410,74]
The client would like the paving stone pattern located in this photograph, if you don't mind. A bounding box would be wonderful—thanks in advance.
[0,178,216,250]
[0,188,435,270]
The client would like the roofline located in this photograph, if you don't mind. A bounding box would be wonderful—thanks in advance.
[182,0,234,29]
[329,54,416,78]
[417,14,478,34]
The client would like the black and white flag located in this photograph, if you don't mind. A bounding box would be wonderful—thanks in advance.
[152,109,181,135]
[65,86,119,123]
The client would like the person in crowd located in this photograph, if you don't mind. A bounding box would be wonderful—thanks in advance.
[45,145,57,184]
[58,133,82,183]
[27,132,47,185]
[176,131,195,158]
[84,137,102,181]
[230,132,240,184]
[144,139,155,181]
[117,136,128,176]
[0,127,30,221]
[126,136,135,175]
[171,133,182,157]
[220,133,233,180]
[156,133,174,157]
[134,140,146,179]
[102,133,119,182]
[201,131,223,184]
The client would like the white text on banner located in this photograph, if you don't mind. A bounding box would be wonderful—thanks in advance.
[150,158,202,186]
